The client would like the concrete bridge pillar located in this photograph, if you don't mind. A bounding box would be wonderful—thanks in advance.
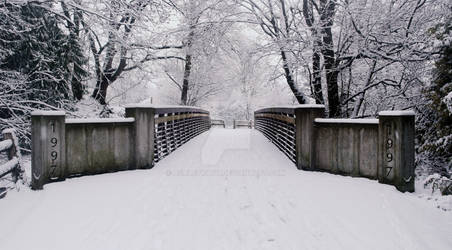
[31,111,66,190]
[378,111,415,192]
[125,106,155,169]
[294,105,325,170]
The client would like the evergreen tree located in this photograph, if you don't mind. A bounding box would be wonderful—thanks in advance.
[0,1,87,148]
[0,1,87,106]
[417,14,452,175]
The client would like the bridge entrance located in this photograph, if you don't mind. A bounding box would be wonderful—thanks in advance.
[30,105,414,192]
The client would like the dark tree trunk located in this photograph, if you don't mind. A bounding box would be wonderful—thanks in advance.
[92,76,109,105]
[97,79,108,105]
[181,54,192,105]
[180,25,195,106]
[85,10,136,106]
[319,0,340,117]
[312,50,324,104]
[325,65,340,117]
[71,73,84,100]
[322,28,340,117]
[303,0,324,105]
[61,1,85,101]
[280,50,306,104]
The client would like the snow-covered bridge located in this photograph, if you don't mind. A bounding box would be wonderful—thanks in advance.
[28,104,416,192]
[1,105,451,249]
[1,128,452,250]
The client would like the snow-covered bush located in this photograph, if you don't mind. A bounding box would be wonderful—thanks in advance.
[444,91,452,114]
[424,174,452,195]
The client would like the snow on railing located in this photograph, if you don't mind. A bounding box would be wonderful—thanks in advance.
[0,129,22,180]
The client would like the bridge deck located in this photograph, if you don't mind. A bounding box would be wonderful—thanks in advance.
[1,129,451,250]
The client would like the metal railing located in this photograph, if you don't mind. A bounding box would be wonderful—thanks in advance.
[154,107,210,163]
[254,105,416,192]
[254,108,296,163]
[30,106,211,189]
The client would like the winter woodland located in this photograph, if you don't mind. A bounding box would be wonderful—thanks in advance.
[0,1,451,249]
[0,0,451,199]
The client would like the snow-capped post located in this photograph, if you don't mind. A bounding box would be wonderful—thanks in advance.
[294,105,325,170]
[378,111,415,192]
[1,130,16,160]
[125,105,155,169]
[0,129,22,182]
[31,111,66,190]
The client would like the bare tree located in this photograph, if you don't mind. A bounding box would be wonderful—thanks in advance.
[69,0,184,104]
[240,0,308,104]
[335,0,444,117]
[162,0,237,105]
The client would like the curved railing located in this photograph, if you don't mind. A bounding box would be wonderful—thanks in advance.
[254,107,296,162]
[153,107,210,162]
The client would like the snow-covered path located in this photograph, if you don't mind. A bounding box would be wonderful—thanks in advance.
[1,129,451,250]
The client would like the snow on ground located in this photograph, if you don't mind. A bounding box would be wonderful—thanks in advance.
[1,129,452,250]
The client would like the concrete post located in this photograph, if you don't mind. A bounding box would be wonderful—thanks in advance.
[125,106,155,169]
[31,111,66,190]
[295,105,325,170]
[378,111,415,192]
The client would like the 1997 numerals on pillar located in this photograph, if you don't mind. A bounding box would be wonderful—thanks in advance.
[385,123,394,178]
[49,121,59,179]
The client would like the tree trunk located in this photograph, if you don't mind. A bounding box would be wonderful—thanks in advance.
[319,0,340,117]
[312,50,324,104]
[181,23,195,105]
[280,50,306,104]
[303,0,324,104]
[181,54,192,105]
[324,53,340,117]
[71,72,84,100]
[61,1,85,101]
[92,76,109,105]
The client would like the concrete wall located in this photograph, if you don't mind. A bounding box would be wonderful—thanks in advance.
[31,106,210,189]
[65,120,135,176]
[312,120,379,179]
[254,105,415,192]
